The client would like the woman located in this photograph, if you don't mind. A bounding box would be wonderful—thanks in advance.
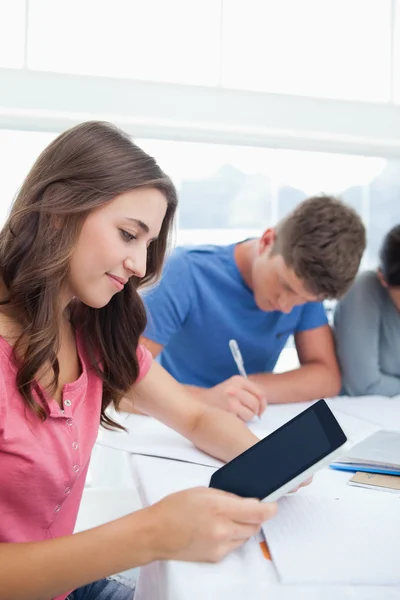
[0,121,276,600]
[334,224,400,397]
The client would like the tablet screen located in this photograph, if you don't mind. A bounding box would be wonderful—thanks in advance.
[209,399,346,499]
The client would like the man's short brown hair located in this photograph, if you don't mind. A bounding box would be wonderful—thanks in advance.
[273,195,366,298]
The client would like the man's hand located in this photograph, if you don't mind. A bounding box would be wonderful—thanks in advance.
[198,376,267,421]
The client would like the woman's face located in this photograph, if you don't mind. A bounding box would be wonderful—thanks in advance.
[67,187,167,308]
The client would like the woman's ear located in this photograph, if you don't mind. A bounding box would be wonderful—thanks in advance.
[51,214,63,230]
[377,268,388,288]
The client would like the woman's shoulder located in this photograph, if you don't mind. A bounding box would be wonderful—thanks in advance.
[356,269,380,287]
[346,270,383,301]
[335,271,384,324]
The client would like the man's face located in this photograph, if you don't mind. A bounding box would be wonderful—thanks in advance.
[378,269,400,312]
[389,288,400,311]
[251,229,321,313]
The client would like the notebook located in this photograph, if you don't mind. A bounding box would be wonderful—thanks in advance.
[262,494,400,584]
[97,405,375,469]
[330,429,400,475]
[348,471,400,493]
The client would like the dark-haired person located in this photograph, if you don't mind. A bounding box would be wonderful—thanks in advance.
[142,196,366,420]
[0,121,278,600]
[334,225,400,397]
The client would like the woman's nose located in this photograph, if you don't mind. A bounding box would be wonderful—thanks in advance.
[124,252,147,279]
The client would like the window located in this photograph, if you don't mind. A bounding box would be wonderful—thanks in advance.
[394,0,400,103]
[368,159,400,263]
[27,0,221,86]
[16,0,394,104]
[138,138,273,245]
[1,131,397,273]
[0,0,26,68]
[0,129,57,224]
[138,138,389,267]
[273,149,386,269]
[222,0,392,102]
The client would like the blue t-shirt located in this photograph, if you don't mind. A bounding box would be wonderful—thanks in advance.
[143,244,328,386]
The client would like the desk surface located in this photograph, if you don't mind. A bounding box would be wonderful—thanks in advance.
[122,397,400,600]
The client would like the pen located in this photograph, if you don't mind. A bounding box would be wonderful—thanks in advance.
[228,339,262,421]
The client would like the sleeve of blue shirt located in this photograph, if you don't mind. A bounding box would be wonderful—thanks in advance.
[295,301,328,332]
[142,249,194,347]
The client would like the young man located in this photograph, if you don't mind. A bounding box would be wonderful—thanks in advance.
[141,196,366,420]
[334,224,400,397]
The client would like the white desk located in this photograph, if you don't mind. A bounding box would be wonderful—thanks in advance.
[125,398,400,600]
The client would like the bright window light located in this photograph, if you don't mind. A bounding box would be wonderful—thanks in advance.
[137,138,396,269]
[0,0,26,68]
[0,130,398,275]
[0,129,57,224]
[394,0,400,103]
[222,0,392,102]
[27,0,221,86]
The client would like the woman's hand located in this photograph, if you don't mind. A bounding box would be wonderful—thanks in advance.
[148,486,277,563]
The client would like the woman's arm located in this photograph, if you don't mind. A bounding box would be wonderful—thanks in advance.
[128,361,259,462]
[0,486,275,600]
[0,507,158,600]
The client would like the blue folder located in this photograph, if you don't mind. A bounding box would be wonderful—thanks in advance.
[329,430,400,477]
[329,463,400,476]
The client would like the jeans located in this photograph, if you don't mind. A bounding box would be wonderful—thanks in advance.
[66,575,136,599]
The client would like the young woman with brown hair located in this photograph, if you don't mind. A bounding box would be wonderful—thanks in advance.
[0,121,276,600]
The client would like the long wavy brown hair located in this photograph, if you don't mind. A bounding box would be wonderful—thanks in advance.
[0,121,177,429]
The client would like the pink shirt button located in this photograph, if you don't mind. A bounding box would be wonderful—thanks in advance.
[0,341,152,552]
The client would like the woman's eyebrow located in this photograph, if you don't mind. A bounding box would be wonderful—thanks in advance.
[125,218,149,234]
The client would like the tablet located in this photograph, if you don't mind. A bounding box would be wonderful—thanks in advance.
[209,399,348,502]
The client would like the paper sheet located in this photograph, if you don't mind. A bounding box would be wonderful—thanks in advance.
[97,410,223,468]
[327,396,400,430]
[251,402,378,446]
[96,403,377,468]
[262,494,400,585]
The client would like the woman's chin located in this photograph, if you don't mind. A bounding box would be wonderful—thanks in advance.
[78,293,115,309]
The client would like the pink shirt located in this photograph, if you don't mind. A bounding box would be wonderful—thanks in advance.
[0,335,152,600]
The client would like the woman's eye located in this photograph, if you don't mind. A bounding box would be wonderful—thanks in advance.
[120,229,136,242]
